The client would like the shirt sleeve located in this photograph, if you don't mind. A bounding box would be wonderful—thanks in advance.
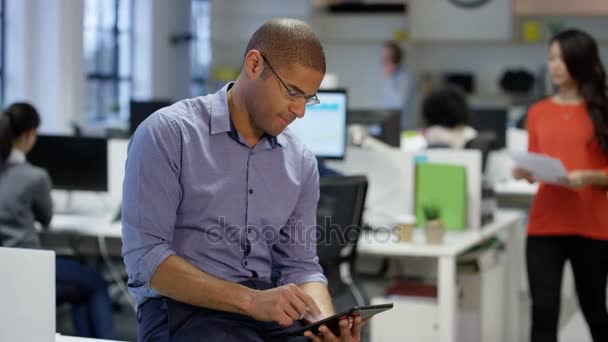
[121,113,182,301]
[272,149,327,286]
[32,171,53,228]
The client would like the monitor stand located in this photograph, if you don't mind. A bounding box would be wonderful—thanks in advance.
[53,191,76,214]
[317,158,342,177]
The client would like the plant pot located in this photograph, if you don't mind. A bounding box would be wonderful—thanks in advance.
[425,219,445,245]
[395,214,417,243]
[396,223,415,243]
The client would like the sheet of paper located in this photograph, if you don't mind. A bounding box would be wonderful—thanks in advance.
[510,152,569,186]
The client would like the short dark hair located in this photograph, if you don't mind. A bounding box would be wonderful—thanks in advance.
[422,86,471,128]
[383,41,403,65]
[244,18,325,73]
[0,103,40,164]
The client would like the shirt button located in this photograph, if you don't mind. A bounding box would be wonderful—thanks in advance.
[249,189,253,194]
[244,260,248,266]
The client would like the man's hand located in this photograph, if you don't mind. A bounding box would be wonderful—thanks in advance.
[512,167,535,183]
[304,315,365,342]
[246,283,322,327]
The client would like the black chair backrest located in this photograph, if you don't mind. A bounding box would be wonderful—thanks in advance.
[316,175,368,261]
[465,131,498,173]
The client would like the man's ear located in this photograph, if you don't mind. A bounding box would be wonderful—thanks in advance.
[243,50,264,79]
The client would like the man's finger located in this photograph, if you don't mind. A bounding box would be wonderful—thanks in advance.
[304,331,321,342]
[318,325,338,342]
[351,315,363,340]
[292,286,322,318]
[338,317,350,338]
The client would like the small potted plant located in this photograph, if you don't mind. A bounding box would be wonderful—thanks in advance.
[423,204,445,245]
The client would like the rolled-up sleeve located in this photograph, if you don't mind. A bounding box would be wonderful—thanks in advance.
[121,113,182,304]
[272,150,327,286]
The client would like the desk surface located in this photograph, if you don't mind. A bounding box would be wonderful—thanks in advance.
[358,210,523,257]
[51,214,121,238]
[493,179,538,196]
[56,334,125,342]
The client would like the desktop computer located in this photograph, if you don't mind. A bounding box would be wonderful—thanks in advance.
[129,100,173,135]
[348,109,401,148]
[470,107,508,150]
[28,135,108,192]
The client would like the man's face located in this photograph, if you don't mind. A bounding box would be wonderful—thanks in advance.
[247,57,324,137]
[381,46,396,76]
[381,46,393,67]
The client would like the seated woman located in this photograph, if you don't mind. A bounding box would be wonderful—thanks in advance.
[0,103,114,339]
[421,85,478,149]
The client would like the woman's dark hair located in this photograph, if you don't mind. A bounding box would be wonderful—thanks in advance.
[551,29,608,153]
[0,103,41,164]
[422,85,471,128]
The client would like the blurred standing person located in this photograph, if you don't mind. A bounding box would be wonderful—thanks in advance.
[381,41,412,128]
[513,29,608,342]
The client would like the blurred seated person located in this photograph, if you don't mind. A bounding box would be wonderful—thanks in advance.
[0,103,114,339]
[422,85,477,149]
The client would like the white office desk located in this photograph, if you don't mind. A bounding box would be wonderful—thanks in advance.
[56,333,125,342]
[359,211,524,342]
[493,179,538,196]
[43,214,122,258]
[51,214,122,238]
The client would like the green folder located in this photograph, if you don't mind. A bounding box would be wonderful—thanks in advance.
[415,163,467,230]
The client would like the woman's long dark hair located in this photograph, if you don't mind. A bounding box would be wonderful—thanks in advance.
[552,29,608,153]
[0,103,41,165]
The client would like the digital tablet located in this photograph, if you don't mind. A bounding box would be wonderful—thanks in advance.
[291,303,393,336]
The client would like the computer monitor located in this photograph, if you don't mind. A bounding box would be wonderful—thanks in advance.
[129,100,173,134]
[470,107,508,150]
[287,89,347,160]
[28,135,108,191]
[348,109,401,147]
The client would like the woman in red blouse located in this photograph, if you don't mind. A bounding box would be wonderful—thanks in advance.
[513,29,608,342]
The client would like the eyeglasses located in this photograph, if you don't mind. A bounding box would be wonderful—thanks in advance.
[260,53,320,106]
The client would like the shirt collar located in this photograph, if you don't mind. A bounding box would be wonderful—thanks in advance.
[209,82,288,149]
[8,149,26,164]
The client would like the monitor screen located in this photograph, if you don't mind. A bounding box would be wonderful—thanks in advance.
[470,107,508,150]
[28,135,108,191]
[129,100,173,134]
[287,90,347,159]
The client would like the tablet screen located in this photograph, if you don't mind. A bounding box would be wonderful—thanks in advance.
[291,303,393,336]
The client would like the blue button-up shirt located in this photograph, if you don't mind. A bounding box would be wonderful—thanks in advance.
[122,84,327,305]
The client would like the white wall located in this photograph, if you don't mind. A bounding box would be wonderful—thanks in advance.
[409,0,512,41]
[209,0,406,109]
[313,13,406,109]
[209,0,311,92]
[409,16,608,97]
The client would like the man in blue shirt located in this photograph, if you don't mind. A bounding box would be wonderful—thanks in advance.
[122,18,363,341]
[381,40,412,129]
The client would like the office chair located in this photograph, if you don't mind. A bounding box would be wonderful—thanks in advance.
[316,175,368,308]
[465,131,499,224]
[464,131,498,173]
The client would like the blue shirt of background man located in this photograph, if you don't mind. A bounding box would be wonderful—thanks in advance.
[121,83,327,306]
